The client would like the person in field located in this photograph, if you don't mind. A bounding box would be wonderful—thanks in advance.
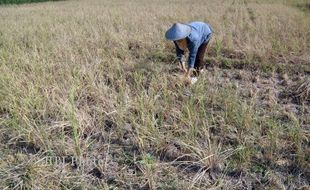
[165,21,212,84]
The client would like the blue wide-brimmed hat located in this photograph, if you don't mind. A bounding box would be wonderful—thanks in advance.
[165,23,192,41]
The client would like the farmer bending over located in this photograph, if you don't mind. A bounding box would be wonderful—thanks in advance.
[165,21,212,83]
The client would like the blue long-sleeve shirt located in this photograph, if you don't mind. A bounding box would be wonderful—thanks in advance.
[174,22,212,69]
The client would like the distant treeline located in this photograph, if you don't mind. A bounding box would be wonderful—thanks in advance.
[0,0,62,4]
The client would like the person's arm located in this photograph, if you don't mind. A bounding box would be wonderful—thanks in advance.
[173,41,187,72]
[174,41,184,62]
[186,40,199,78]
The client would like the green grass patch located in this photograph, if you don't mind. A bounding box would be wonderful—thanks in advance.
[0,0,62,5]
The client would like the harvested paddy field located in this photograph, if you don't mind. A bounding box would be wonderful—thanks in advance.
[0,0,309,189]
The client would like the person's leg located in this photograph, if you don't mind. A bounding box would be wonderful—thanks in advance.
[194,41,209,75]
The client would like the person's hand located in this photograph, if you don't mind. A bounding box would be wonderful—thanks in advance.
[184,68,193,83]
[179,61,187,73]
[184,68,193,78]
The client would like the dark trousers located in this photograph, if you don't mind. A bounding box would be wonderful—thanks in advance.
[194,40,210,71]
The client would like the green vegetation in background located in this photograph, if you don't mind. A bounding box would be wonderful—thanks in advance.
[249,0,310,12]
[0,0,62,5]
[296,2,310,12]
[285,0,310,12]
